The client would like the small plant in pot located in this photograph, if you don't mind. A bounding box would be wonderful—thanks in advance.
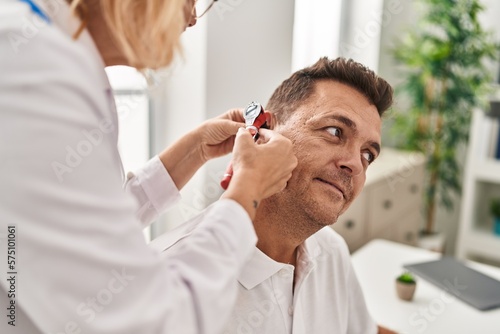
[396,272,417,301]
[491,198,500,236]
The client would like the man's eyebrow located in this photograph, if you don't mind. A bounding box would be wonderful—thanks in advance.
[327,114,381,155]
[328,115,357,132]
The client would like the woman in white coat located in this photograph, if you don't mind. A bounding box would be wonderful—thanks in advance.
[0,0,297,333]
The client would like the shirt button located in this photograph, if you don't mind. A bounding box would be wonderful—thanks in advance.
[288,306,293,316]
[279,269,292,279]
[126,171,135,180]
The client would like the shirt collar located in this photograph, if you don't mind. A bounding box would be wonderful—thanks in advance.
[298,232,321,265]
[238,247,288,290]
[238,232,321,290]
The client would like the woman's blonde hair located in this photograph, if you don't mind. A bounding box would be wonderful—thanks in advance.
[69,0,186,69]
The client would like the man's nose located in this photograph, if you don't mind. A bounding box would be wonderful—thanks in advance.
[336,147,363,176]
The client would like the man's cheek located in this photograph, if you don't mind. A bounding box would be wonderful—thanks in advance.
[351,178,366,200]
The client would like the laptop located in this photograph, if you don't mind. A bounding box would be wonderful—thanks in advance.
[403,257,500,311]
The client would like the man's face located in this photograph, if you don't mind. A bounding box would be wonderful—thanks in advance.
[272,80,382,227]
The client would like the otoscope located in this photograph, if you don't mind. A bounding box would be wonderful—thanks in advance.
[220,101,269,190]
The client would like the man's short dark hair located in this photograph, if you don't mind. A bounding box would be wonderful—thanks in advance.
[266,57,393,124]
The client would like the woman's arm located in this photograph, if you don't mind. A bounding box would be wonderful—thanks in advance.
[157,111,297,221]
[0,16,256,334]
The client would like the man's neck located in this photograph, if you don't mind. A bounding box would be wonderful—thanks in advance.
[254,224,300,266]
[253,200,320,266]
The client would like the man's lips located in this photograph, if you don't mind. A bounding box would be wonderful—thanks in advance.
[314,178,346,199]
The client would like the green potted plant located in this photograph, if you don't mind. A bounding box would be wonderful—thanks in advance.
[396,271,417,301]
[390,0,499,248]
[491,198,500,236]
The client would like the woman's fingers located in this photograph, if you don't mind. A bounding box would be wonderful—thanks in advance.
[231,128,297,199]
[217,108,245,123]
[232,127,257,154]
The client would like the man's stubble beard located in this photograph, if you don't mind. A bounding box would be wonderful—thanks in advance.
[259,184,345,242]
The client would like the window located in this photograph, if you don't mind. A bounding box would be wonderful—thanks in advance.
[105,66,151,242]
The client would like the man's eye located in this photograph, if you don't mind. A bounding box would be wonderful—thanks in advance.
[326,127,341,137]
[362,151,375,164]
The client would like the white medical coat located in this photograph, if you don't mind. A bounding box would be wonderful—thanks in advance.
[0,0,257,333]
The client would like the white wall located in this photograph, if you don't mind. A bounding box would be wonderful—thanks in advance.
[291,0,343,71]
[338,0,385,73]
[152,0,295,234]
[203,0,295,209]
[147,13,209,235]
[206,0,295,117]
[479,0,500,81]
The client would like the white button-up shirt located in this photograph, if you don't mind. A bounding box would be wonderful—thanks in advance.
[0,1,256,333]
[224,227,378,334]
[155,223,378,334]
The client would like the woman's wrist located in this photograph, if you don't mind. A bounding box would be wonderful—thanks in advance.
[159,129,206,190]
[220,172,263,221]
[189,126,209,164]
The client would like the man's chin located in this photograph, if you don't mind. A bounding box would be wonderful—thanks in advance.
[304,205,342,228]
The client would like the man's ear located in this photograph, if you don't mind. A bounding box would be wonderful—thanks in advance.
[264,111,277,130]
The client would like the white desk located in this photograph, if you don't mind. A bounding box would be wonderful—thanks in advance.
[351,239,500,334]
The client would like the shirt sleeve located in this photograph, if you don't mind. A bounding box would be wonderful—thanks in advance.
[0,6,257,334]
[124,155,181,227]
